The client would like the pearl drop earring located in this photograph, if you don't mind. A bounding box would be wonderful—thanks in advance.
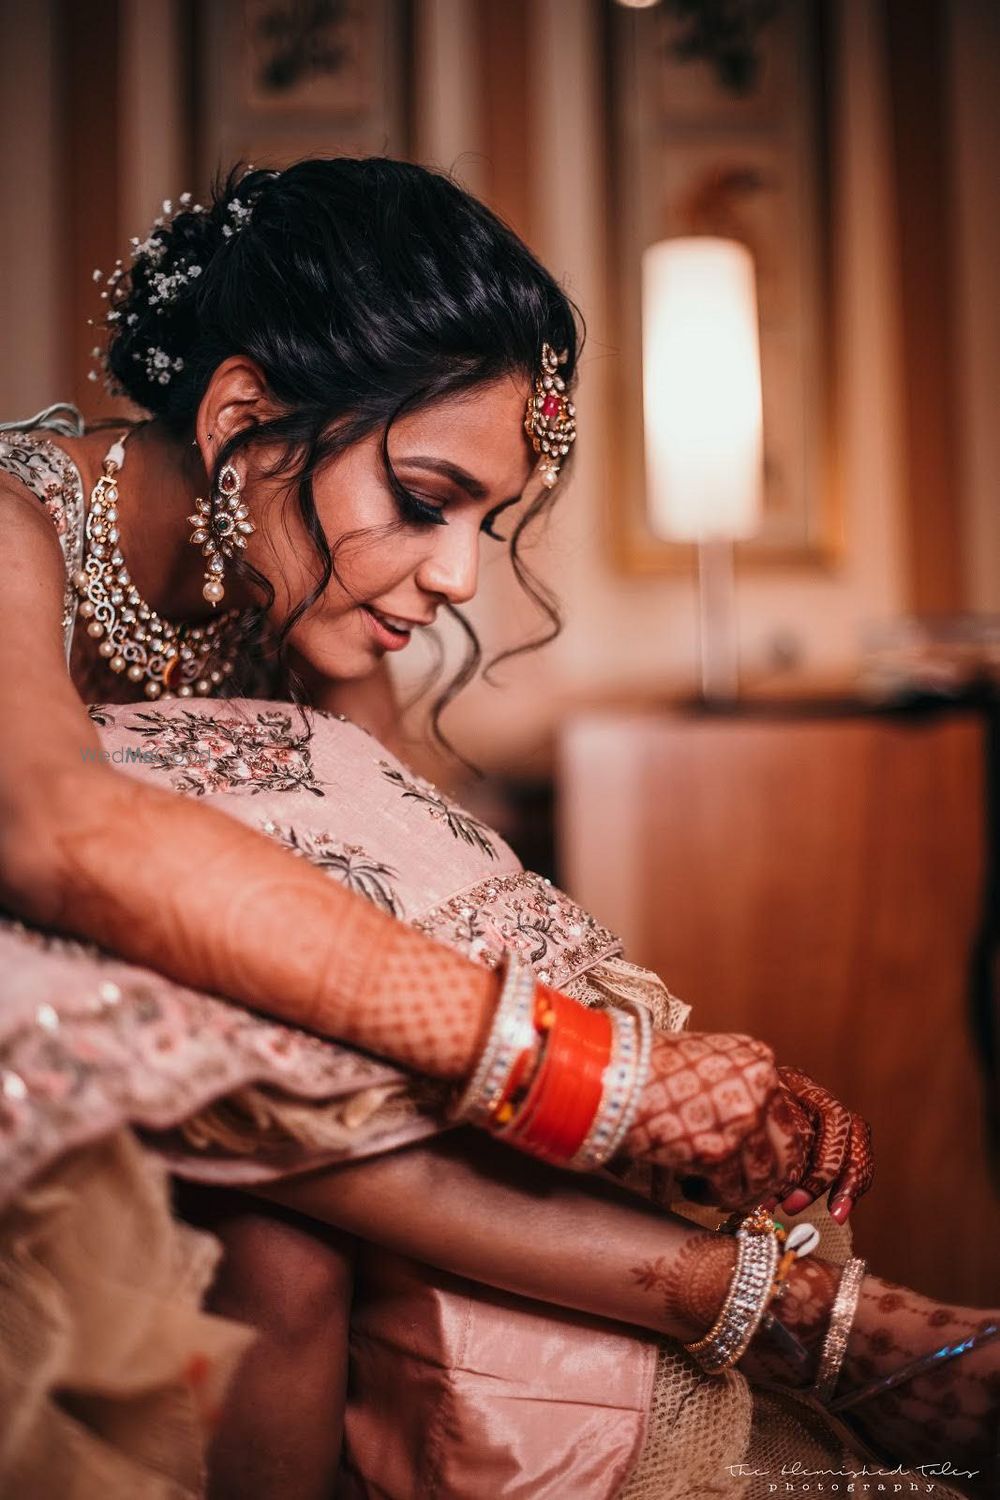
[187,462,255,605]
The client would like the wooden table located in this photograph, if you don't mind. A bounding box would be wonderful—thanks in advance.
[558,695,1000,1306]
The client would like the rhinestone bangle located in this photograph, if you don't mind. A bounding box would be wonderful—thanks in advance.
[684,1215,781,1375]
[449,951,537,1128]
[812,1256,867,1404]
[570,998,654,1172]
[603,996,653,1162]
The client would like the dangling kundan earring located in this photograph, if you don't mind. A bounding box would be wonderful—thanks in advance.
[187,462,255,606]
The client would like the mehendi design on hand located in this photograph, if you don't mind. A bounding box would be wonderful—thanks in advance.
[776,1064,875,1216]
[622,1032,814,1209]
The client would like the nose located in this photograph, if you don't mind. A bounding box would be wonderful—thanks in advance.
[414,522,479,607]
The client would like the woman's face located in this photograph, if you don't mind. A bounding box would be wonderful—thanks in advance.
[247,374,537,682]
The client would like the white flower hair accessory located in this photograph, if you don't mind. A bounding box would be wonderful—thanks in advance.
[88,171,277,393]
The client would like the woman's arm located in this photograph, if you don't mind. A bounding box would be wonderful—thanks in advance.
[254,1130,829,1356]
[257,1136,1000,1493]
[0,477,858,1209]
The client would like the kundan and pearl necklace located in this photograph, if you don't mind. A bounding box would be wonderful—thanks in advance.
[72,432,248,700]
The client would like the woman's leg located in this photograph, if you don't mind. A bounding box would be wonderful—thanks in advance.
[174,1181,356,1500]
[253,1132,1000,1494]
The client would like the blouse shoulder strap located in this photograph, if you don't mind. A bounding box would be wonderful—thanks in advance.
[0,408,87,666]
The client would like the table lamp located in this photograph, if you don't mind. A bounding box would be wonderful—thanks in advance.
[641,236,764,700]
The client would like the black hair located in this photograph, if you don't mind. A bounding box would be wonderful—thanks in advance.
[102,157,582,765]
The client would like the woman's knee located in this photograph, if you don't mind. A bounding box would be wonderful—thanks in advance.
[179,1185,356,1345]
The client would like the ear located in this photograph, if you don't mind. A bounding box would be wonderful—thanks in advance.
[194,355,274,474]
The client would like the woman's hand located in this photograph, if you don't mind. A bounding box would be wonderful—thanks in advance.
[765,1064,874,1224]
[622,1034,873,1221]
[623,1031,812,1210]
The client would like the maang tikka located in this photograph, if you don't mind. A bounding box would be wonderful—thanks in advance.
[524,343,576,489]
[188,461,255,605]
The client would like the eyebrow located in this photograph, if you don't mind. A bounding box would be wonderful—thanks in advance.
[395,455,493,502]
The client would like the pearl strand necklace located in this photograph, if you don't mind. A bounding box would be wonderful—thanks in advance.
[72,433,248,700]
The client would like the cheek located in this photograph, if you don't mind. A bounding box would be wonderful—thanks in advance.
[329,533,424,604]
[253,494,420,616]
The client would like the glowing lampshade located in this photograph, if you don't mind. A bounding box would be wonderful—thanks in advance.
[641,237,764,543]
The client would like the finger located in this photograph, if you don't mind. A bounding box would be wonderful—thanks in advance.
[827,1114,875,1212]
[736,1122,786,1207]
[761,1087,813,1204]
[778,1073,853,1208]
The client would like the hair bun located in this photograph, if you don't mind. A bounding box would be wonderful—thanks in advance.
[99,168,276,417]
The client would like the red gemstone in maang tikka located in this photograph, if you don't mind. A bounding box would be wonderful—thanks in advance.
[524,342,577,488]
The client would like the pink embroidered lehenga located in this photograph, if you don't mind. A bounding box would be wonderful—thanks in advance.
[0,421,945,1499]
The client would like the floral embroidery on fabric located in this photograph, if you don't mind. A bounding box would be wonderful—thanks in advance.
[123,708,325,797]
[0,701,627,1206]
[0,430,84,646]
[259,820,403,917]
[379,762,497,860]
[0,917,414,1202]
[412,871,621,990]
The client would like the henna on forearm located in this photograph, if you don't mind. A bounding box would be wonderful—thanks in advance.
[739,1255,840,1387]
[839,1276,1000,1484]
[629,1233,738,1342]
[22,766,498,1078]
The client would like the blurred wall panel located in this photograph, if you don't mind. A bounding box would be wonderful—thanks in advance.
[411,0,486,197]
[885,0,964,615]
[0,0,65,416]
[119,0,192,240]
[950,0,1000,614]
[59,0,123,421]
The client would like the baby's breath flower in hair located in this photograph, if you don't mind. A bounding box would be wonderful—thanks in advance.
[87,177,270,396]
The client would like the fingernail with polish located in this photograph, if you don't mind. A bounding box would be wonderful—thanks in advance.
[781,1189,812,1214]
[829,1195,852,1223]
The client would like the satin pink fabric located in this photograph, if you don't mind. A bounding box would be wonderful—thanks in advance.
[340,1247,657,1499]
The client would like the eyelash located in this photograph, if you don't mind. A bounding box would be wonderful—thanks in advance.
[399,491,507,542]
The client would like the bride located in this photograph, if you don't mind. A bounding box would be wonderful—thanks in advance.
[0,158,996,1498]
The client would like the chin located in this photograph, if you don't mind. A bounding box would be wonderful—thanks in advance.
[286,626,378,687]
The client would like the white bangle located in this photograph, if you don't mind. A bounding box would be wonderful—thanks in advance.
[812,1256,867,1403]
[569,998,654,1171]
[449,950,536,1128]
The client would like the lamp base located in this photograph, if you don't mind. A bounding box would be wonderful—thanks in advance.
[697,538,740,703]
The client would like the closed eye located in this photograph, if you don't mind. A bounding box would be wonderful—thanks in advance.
[399,491,447,527]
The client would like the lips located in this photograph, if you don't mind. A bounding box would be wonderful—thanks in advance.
[362,605,425,652]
